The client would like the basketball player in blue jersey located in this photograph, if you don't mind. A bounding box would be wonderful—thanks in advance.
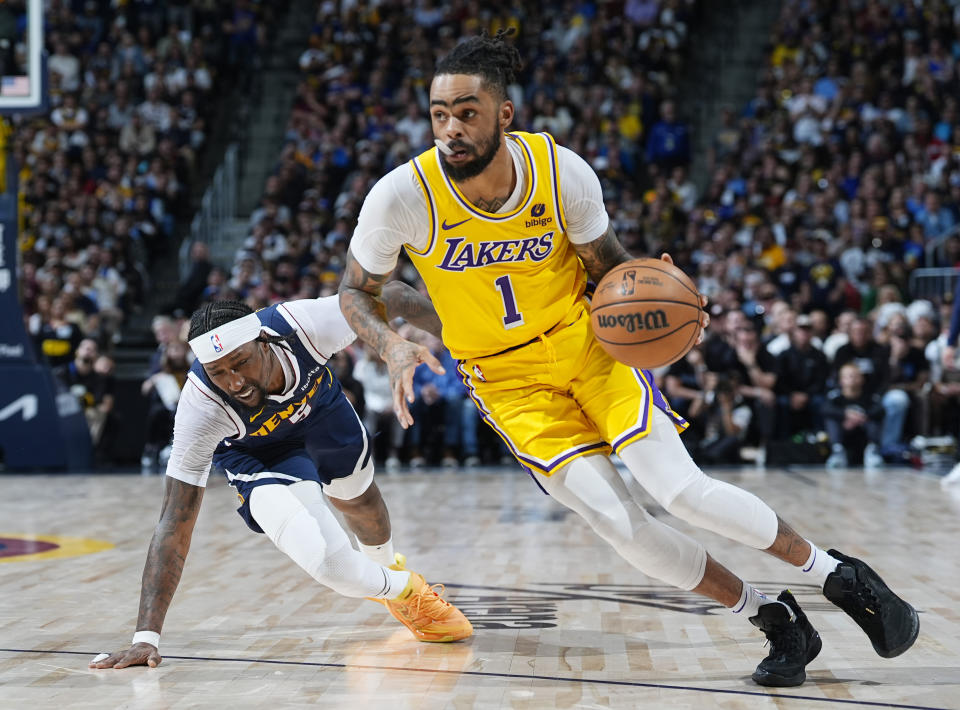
[339,30,919,687]
[90,286,471,670]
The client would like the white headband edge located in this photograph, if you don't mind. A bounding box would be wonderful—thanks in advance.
[188,313,263,364]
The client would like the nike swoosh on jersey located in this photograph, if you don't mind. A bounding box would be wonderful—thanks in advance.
[441,217,473,230]
[249,406,265,422]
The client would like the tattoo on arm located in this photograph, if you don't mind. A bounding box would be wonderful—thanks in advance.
[573,223,633,283]
[136,477,203,633]
[381,281,443,340]
[338,250,399,357]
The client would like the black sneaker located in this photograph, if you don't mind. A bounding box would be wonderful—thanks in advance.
[823,549,919,658]
[749,590,822,687]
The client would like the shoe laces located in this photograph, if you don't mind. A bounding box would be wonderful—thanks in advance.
[847,577,881,618]
[409,583,453,619]
[764,622,805,658]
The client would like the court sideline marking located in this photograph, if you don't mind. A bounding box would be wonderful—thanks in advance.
[0,648,951,710]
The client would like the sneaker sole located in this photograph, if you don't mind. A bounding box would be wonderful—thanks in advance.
[420,636,456,643]
[751,632,822,688]
[876,603,920,658]
[397,620,473,643]
[379,602,474,643]
[825,551,920,659]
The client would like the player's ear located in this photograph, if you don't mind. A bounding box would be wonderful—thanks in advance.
[499,100,514,130]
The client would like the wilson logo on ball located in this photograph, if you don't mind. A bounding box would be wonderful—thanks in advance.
[596,310,670,333]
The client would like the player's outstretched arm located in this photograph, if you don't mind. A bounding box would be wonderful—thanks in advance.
[381,280,443,340]
[340,249,444,428]
[89,476,204,669]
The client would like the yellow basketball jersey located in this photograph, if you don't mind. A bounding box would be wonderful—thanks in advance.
[405,131,586,359]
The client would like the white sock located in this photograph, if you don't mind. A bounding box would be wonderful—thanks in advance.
[368,568,411,599]
[800,542,841,585]
[358,536,396,567]
[730,582,770,619]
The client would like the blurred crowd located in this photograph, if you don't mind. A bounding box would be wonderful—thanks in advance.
[180,0,960,469]
[9,0,275,463]
[21,0,960,469]
[16,0,272,373]
[661,0,960,468]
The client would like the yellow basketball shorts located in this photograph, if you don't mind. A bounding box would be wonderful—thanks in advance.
[457,300,687,476]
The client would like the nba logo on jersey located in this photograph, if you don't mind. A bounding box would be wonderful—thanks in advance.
[211,333,224,353]
[472,364,486,382]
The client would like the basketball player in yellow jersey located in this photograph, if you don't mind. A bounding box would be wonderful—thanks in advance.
[340,31,918,687]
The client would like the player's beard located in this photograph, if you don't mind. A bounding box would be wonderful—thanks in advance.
[438,119,501,181]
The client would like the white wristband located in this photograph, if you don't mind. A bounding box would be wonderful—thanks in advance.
[132,630,160,649]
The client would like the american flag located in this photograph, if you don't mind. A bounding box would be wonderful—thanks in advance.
[1,75,30,97]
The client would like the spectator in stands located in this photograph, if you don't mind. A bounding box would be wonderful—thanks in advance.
[823,310,856,363]
[776,314,828,438]
[833,317,888,395]
[353,344,405,472]
[406,331,447,469]
[645,100,691,172]
[730,323,778,448]
[824,363,884,470]
[54,338,116,463]
[31,295,84,368]
[148,314,181,375]
[697,370,754,465]
[166,241,213,316]
[881,320,929,458]
[140,339,190,475]
[665,353,753,466]
[435,347,482,468]
[328,350,364,416]
[915,191,956,240]
[924,302,960,438]
[49,41,81,92]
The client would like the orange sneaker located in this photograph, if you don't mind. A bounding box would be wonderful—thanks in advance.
[383,571,473,643]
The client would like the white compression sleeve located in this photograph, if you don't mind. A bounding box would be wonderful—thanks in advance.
[619,409,779,550]
[539,454,706,591]
[249,481,408,599]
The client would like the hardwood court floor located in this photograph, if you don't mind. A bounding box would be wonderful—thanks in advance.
[1,466,959,709]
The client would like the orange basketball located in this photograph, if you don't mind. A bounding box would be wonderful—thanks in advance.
[590,258,702,369]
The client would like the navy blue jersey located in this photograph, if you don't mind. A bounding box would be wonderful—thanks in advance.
[188,302,345,454]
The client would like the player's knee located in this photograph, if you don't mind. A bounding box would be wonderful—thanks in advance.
[322,457,374,501]
[626,512,707,591]
[585,502,636,545]
[665,474,778,550]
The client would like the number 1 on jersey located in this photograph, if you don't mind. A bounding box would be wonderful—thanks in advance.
[494,274,524,329]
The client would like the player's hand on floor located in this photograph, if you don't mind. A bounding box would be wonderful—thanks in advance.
[89,643,161,669]
[660,252,710,342]
[384,338,445,428]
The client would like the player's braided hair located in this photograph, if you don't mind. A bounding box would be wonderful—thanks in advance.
[187,300,297,352]
[435,28,523,102]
